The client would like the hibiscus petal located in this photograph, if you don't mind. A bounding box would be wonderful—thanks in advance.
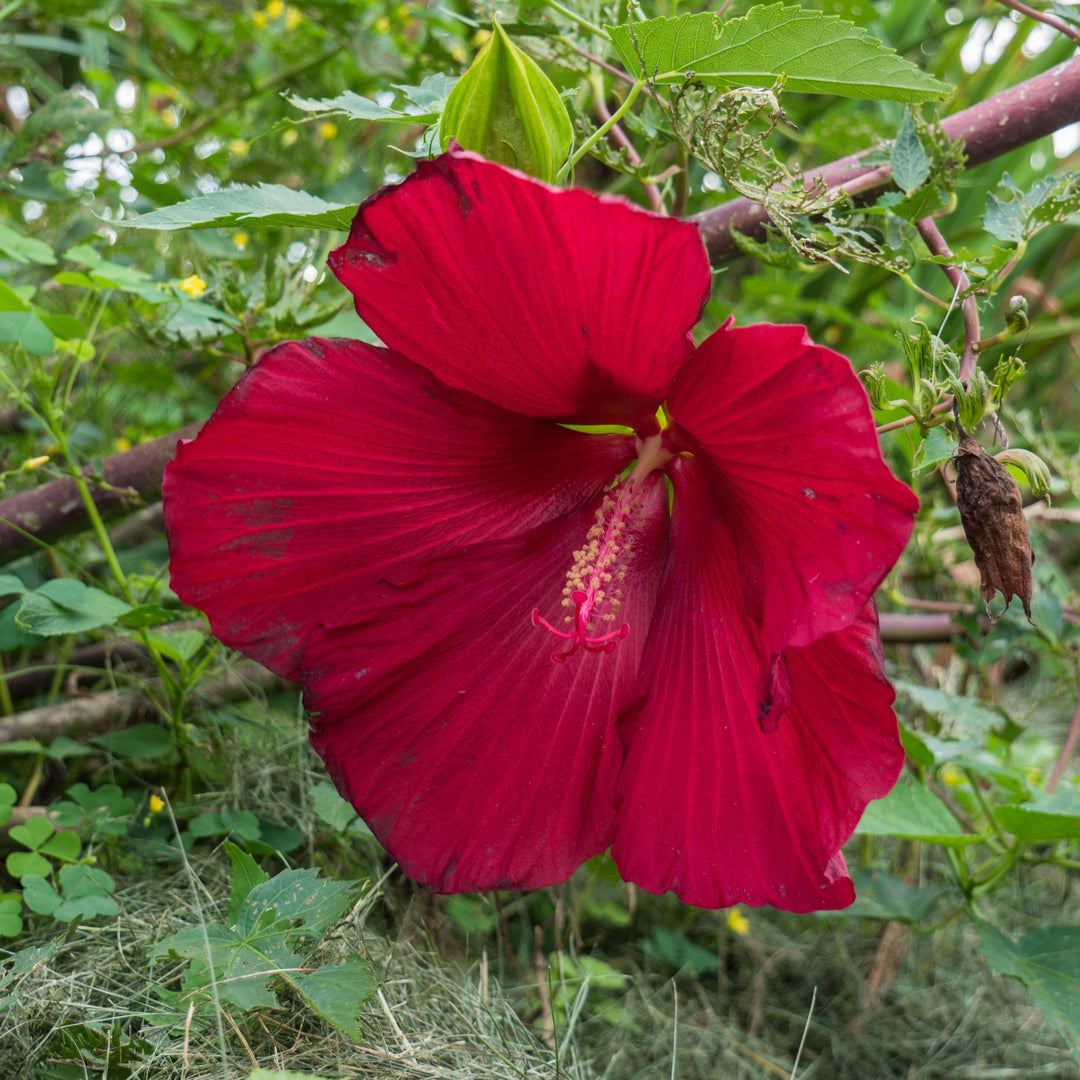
[612,458,903,912]
[163,337,634,678]
[665,322,918,660]
[304,477,671,893]
[328,149,711,427]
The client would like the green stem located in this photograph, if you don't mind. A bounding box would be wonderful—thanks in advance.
[540,0,611,39]
[560,79,645,181]
[0,654,13,717]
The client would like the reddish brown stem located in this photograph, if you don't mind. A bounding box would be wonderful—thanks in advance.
[0,423,201,566]
[997,0,1080,45]
[594,90,665,213]
[1047,670,1080,793]
[915,216,981,384]
[692,56,1080,263]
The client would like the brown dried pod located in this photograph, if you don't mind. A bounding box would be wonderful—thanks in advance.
[954,433,1033,620]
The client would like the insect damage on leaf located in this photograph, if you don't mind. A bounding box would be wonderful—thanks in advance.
[954,433,1033,620]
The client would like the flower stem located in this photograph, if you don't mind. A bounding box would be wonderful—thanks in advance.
[540,0,611,40]
[561,80,645,181]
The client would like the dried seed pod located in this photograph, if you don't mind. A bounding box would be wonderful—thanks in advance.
[954,433,1032,620]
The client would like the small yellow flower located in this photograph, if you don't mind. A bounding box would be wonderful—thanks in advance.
[450,45,467,64]
[282,128,298,147]
[178,274,207,299]
[114,437,132,453]
[285,4,302,30]
[940,762,965,786]
[228,138,250,157]
[161,106,179,128]
[251,9,268,27]
[266,0,285,16]
[233,231,249,251]
[1025,766,1042,784]
[21,455,50,471]
[149,794,165,814]
[726,907,750,936]
[317,121,338,140]
[472,28,491,47]
[372,15,390,32]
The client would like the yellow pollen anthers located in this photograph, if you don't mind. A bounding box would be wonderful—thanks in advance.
[532,484,639,662]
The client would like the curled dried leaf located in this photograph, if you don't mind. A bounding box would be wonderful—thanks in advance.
[955,434,1032,620]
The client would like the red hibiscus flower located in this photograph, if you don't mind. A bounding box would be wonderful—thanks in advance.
[163,148,918,912]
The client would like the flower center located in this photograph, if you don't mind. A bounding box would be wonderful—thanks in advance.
[532,433,672,663]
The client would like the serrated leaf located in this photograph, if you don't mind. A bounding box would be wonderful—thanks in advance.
[236,869,354,940]
[125,183,356,232]
[293,955,375,1040]
[994,788,1080,843]
[894,680,1006,736]
[288,72,456,123]
[978,921,1080,1065]
[843,868,950,923]
[913,425,957,477]
[890,109,930,193]
[607,6,951,101]
[856,778,975,845]
[226,841,270,924]
[15,579,132,636]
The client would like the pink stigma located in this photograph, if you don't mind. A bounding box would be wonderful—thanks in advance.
[532,591,629,664]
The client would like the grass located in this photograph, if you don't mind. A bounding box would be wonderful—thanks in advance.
[1,687,1076,1080]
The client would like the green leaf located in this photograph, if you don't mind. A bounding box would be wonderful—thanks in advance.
[20,875,61,916]
[440,19,572,182]
[226,841,270,924]
[0,224,56,266]
[15,579,132,636]
[236,869,355,941]
[38,829,80,862]
[115,603,181,630]
[978,920,1080,1065]
[0,784,16,830]
[293,956,376,1041]
[606,6,951,101]
[0,576,27,600]
[9,815,54,852]
[59,864,116,899]
[145,628,205,665]
[913,425,957,477]
[856,778,976,845]
[0,898,23,938]
[0,600,44,650]
[92,723,175,760]
[890,109,930,194]
[309,780,370,837]
[288,72,457,123]
[7,851,53,879]
[152,867,360,1017]
[125,184,356,232]
[845,868,950,923]
[0,310,55,355]
[994,788,1080,843]
[894,680,1006,736]
[983,172,1080,246]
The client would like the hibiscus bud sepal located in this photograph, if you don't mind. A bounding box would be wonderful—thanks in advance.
[440,19,573,183]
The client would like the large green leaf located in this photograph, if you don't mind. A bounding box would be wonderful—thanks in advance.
[978,920,1080,1065]
[125,184,356,232]
[607,5,951,102]
[994,787,1080,843]
[15,579,132,636]
[856,778,976,846]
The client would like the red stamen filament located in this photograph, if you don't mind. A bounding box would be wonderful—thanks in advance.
[531,591,629,663]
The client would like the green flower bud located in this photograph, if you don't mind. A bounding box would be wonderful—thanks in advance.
[991,354,1025,405]
[995,448,1052,501]
[440,20,572,183]
[946,370,988,431]
[1005,294,1029,332]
